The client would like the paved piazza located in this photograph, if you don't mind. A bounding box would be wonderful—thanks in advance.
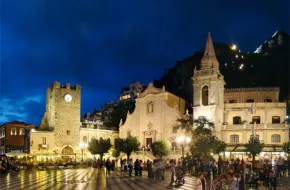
[1,168,290,190]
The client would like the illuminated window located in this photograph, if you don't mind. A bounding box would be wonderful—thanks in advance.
[271,134,281,142]
[272,116,280,124]
[230,135,239,143]
[202,86,209,106]
[19,128,25,135]
[11,128,17,135]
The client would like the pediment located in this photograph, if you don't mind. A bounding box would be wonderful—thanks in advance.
[138,82,164,98]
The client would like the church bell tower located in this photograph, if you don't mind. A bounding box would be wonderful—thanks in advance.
[192,33,225,138]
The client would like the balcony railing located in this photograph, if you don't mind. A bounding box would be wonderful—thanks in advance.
[222,123,288,130]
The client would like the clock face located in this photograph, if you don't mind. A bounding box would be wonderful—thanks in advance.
[64,94,72,102]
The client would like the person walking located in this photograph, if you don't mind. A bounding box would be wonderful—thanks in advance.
[265,170,277,190]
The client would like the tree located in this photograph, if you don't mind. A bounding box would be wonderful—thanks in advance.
[177,116,224,159]
[282,142,290,154]
[151,140,171,158]
[245,137,263,169]
[115,136,140,160]
[110,149,121,158]
[88,138,111,160]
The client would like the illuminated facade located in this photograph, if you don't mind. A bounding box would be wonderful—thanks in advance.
[119,83,188,148]
[193,33,289,158]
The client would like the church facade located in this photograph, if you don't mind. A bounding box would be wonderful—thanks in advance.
[30,82,118,160]
[119,83,188,149]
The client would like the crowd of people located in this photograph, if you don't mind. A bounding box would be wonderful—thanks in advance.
[99,156,290,190]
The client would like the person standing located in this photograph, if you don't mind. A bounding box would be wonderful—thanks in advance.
[196,172,206,190]
[169,160,175,187]
[210,174,226,190]
[266,170,277,190]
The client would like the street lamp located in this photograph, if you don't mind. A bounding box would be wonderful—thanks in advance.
[79,142,88,161]
[176,136,191,158]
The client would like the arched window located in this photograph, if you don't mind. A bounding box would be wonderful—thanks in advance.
[272,116,280,124]
[202,86,209,106]
[83,136,87,143]
[229,100,237,103]
[246,99,255,103]
[230,135,239,143]
[252,116,261,124]
[271,134,281,142]
[233,116,242,124]
[264,99,272,102]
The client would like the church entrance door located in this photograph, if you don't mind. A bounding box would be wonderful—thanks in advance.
[146,138,152,148]
[61,146,75,161]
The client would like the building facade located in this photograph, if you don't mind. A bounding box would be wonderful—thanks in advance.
[119,82,187,148]
[193,33,289,158]
[30,81,118,160]
[0,121,35,155]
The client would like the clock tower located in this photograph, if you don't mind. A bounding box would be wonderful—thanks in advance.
[192,33,225,138]
[40,81,81,154]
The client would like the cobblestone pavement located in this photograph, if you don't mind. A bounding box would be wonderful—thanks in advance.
[0,168,289,190]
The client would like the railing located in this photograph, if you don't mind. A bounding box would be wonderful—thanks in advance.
[225,102,285,108]
[222,123,288,130]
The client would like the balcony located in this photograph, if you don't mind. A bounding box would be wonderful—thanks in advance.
[222,123,288,130]
[38,144,49,150]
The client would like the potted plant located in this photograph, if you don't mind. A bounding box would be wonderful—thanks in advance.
[57,162,64,169]
[46,162,55,169]
[38,162,45,169]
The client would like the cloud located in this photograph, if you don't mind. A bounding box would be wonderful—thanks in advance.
[0,95,43,124]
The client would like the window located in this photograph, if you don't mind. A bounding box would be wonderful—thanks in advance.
[10,128,17,135]
[233,116,242,124]
[272,116,280,124]
[42,137,46,144]
[202,86,209,106]
[19,128,25,135]
[271,134,281,142]
[172,126,178,133]
[246,99,255,103]
[171,142,177,149]
[264,99,272,102]
[229,100,237,103]
[83,136,87,143]
[230,135,239,143]
[66,130,71,135]
[252,116,261,124]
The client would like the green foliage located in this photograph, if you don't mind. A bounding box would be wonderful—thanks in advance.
[115,136,140,159]
[88,138,111,160]
[282,142,290,154]
[110,149,121,158]
[177,116,226,159]
[151,140,171,158]
[245,138,263,157]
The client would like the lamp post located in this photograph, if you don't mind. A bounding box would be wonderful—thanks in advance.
[79,142,88,161]
[176,136,191,159]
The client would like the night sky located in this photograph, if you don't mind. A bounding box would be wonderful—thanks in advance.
[1,0,289,125]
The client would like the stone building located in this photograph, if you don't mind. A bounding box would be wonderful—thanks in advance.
[30,82,118,160]
[193,33,289,159]
[119,83,188,149]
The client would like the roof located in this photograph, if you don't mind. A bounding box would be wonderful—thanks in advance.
[0,121,34,128]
